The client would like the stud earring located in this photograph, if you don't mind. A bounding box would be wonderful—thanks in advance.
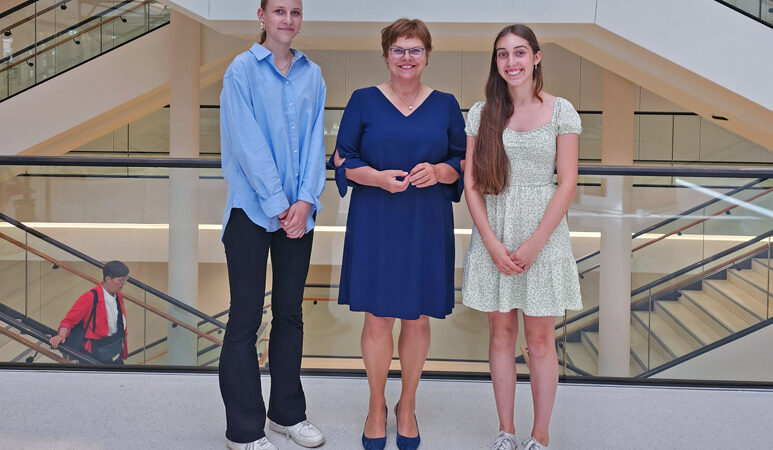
[260,22,265,31]
[534,64,538,71]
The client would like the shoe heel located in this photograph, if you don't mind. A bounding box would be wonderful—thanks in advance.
[394,402,420,450]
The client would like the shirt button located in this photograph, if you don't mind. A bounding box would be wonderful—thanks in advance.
[288,102,293,106]
[294,149,298,153]
[285,81,289,84]
[291,126,296,130]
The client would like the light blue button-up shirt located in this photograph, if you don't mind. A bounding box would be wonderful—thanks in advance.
[220,43,326,236]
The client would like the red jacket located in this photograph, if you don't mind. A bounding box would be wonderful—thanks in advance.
[58,283,129,359]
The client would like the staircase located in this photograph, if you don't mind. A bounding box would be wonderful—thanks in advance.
[564,252,772,376]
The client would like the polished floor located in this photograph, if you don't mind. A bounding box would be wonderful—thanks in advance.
[1,369,771,449]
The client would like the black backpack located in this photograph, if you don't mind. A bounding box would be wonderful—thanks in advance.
[64,289,98,355]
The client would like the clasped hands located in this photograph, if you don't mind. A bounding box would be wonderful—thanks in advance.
[380,162,439,193]
[486,238,541,276]
[278,200,311,239]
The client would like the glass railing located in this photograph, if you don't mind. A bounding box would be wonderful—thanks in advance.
[67,107,773,167]
[0,203,225,367]
[0,0,169,101]
[0,157,771,384]
[716,0,773,26]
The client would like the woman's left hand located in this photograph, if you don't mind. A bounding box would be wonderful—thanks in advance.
[408,162,438,188]
[281,201,311,238]
[509,238,542,271]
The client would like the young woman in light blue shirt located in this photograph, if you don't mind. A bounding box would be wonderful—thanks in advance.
[218,1,326,449]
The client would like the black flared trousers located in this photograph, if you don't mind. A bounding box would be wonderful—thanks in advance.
[219,208,313,443]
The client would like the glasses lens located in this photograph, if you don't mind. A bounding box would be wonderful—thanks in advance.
[390,48,404,57]
[409,48,424,56]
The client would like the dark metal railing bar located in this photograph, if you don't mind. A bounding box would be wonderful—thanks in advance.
[0,0,140,66]
[575,177,767,264]
[0,211,226,329]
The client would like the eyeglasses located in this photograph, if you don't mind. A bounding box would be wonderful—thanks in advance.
[388,47,425,58]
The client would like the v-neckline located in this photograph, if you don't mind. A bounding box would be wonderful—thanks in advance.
[374,86,435,118]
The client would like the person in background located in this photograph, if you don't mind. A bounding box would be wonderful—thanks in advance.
[217,0,326,449]
[49,260,129,365]
[462,24,583,450]
[331,18,465,450]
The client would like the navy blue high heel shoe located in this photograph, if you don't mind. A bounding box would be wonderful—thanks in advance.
[361,406,387,450]
[394,402,420,450]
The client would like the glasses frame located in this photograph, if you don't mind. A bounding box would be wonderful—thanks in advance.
[388,47,426,58]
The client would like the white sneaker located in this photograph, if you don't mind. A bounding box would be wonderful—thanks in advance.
[268,419,325,448]
[493,430,518,450]
[522,437,548,450]
[226,437,277,450]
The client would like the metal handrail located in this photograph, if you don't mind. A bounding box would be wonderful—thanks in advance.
[0,0,150,75]
[0,304,100,363]
[575,177,767,265]
[0,211,226,330]
[558,232,773,337]
[0,0,71,35]
[576,185,773,277]
[2,156,773,177]
[0,229,224,347]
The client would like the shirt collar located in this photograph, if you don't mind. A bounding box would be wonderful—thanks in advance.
[249,43,307,64]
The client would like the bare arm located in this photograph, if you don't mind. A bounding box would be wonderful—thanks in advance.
[464,136,521,276]
[510,133,578,269]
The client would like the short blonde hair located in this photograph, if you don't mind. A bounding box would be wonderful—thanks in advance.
[380,18,433,58]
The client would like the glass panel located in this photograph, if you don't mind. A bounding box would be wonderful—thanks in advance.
[0,160,771,381]
[0,1,169,102]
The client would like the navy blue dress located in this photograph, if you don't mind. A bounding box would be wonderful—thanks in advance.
[332,87,466,319]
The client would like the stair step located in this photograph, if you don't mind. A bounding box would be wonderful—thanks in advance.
[734,269,773,293]
[564,342,597,375]
[728,270,771,303]
[633,311,698,358]
[656,301,729,345]
[581,331,599,361]
[705,280,767,320]
[751,258,772,277]
[680,290,756,333]
[629,324,669,370]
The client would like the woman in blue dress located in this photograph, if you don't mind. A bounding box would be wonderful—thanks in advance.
[331,18,465,450]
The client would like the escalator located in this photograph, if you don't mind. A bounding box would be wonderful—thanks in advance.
[0,0,247,157]
[0,209,227,366]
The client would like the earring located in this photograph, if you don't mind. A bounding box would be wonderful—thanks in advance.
[260,22,265,31]
[534,64,538,71]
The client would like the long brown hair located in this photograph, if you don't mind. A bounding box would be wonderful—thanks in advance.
[259,0,268,44]
[473,24,544,195]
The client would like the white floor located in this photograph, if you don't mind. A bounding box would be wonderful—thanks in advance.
[0,370,771,449]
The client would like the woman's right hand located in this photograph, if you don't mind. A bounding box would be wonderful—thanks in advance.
[50,330,67,349]
[484,239,523,276]
[379,169,410,193]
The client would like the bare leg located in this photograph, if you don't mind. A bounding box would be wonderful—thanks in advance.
[488,310,519,435]
[522,314,558,446]
[396,316,430,437]
[361,313,396,438]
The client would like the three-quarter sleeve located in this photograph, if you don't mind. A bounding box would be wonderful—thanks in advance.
[441,95,467,202]
[556,98,582,135]
[464,101,484,137]
[330,89,368,197]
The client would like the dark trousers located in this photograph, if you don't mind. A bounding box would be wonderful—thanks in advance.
[219,208,313,443]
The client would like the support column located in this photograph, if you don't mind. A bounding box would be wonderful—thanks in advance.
[167,10,200,366]
[598,70,635,377]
